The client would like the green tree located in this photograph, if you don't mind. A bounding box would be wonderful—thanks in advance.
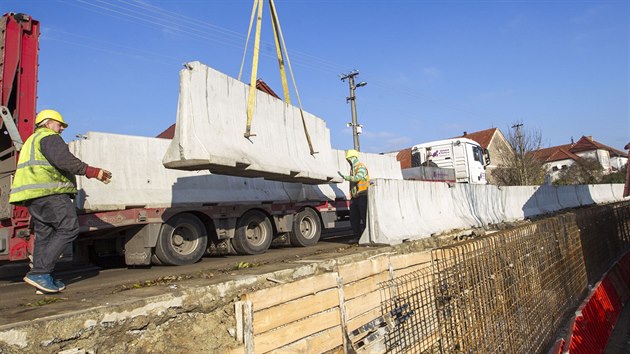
[553,158,603,185]
[600,165,627,184]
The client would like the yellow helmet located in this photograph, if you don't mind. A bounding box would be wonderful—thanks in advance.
[35,109,68,128]
[345,149,359,160]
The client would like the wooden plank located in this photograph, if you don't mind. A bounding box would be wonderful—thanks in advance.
[345,290,381,320]
[389,251,432,270]
[226,346,244,354]
[343,271,390,300]
[242,272,337,310]
[235,301,244,343]
[244,301,254,354]
[253,288,339,334]
[346,306,382,334]
[394,263,433,279]
[338,256,390,284]
[254,309,341,353]
[275,326,344,354]
[337,276,349,353]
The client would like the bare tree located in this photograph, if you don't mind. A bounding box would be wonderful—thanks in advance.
[492,122,546,186]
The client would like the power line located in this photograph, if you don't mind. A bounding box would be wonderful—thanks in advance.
[52,0,502,124]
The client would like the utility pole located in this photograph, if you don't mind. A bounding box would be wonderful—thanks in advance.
[340,70,366,151]
[512,123,525,185]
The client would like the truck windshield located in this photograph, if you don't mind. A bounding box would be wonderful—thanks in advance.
[473,146,483,163]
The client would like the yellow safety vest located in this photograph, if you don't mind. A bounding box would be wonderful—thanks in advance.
[9,128,77,204]
[351,162,370,198]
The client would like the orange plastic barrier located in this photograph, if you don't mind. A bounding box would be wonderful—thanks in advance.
[561,252,630,354]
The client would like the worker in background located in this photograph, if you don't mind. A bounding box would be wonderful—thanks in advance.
[338,149,370,242]
[9,109,112,293]
[624,142,630,198]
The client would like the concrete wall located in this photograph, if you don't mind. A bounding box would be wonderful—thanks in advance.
[360,179,629,245]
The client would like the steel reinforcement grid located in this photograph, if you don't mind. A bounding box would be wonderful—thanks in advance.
[379,202,630,354]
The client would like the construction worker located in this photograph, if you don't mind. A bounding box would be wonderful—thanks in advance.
[338,149,370,241]
[9,109,112,293]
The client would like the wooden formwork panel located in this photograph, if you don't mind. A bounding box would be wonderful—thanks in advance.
[346,306,382,333]
[278,326,344,354]
[337,256,390,283]
[343,271,390,300]
[253,287,339,335]
[253,309,341,352]
[393,263,431,278]
[345,289,381,320]
[241,272,337,310]
[389,251,432,270]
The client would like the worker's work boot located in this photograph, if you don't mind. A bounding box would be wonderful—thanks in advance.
[53,278,66,291]
[23,274,60,293]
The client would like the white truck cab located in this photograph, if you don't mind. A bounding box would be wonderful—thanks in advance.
[410,138,490,184]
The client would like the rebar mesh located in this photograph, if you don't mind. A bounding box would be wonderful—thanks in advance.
[378,202,630,354]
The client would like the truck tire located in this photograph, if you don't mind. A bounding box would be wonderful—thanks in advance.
[154,213,208,266]
[151,254,164,266]
[231,210,273,255]
[289,208,321,247]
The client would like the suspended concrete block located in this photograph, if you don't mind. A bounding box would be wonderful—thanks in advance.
[162,61,343,184]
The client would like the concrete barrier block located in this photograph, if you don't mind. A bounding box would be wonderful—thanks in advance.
[162,62,341,184]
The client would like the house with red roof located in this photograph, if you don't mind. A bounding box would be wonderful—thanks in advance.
[533,136,627,180]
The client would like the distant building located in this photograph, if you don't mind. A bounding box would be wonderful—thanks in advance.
[533,136,627,180]
[456,128,513,185]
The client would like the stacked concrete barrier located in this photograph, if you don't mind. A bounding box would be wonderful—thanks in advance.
[70,132,289,211]
[69,132,402,212]
[362,179,628,245]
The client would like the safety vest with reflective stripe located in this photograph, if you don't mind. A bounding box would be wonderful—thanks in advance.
[350,162,370,198]
[9,128,77,204]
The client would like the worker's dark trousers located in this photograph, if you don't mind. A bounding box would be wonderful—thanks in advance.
[26,194,79,275]
[350,194,368,239]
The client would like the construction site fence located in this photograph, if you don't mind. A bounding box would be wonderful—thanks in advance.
[231,202,630,354]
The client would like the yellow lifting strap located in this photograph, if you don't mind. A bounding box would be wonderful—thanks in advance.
[240,0,316,155]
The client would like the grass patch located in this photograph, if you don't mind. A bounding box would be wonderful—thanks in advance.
[22,296,67,307]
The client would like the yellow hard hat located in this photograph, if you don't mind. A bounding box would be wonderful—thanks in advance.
[35,109,68,128]
[345,149,359,160]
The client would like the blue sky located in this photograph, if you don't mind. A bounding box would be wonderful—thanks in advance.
[3,0,628,153]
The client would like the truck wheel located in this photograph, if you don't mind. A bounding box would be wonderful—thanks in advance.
[151,254,164,266]
[289,208,321,247]
[154,213,208,265]
[232,210,273,255]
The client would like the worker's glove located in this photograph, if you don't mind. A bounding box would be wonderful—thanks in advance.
[337,171,350,181]
[86,166,112,184]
